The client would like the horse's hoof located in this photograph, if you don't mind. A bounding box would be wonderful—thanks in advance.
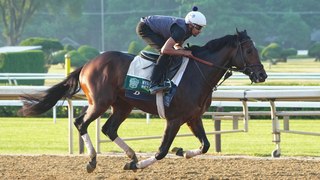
[171,147,184,157]
[86,163,96,173]
[86,159,97,173]
[123,161,138,172]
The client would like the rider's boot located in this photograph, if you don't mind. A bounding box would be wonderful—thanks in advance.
[149,54,171,94]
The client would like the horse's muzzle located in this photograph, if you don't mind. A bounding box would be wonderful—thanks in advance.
[249,69,268,83]
[243,64,267,83]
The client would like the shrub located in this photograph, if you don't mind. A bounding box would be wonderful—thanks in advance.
[19,37,63,64]
[64,44,76,51]
[67,50,87,68]
[280,48,297,62]
[142,45,158,53]
[0,50,46,85]
[128,41,143,55]
[261,43,282,60]
[308,43,320,61]
[51,50,68,65]
[77,45,100,60]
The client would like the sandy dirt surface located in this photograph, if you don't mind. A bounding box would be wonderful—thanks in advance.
[1,153,320,179]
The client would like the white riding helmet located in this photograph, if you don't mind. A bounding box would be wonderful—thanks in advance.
[185,6,207,26]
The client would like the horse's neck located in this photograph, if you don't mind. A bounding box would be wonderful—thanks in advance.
[195,48,232,87]
[182,55,226,93]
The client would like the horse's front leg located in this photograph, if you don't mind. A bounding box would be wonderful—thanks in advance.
[74,114,97,173]
[101,101,139,168]
[124,119,181,170]
[173,117,210,159]
[74,105,107,173]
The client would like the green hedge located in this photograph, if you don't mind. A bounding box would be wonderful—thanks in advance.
[0,50,47,85]
[19,37,63,65]
[77,45,100,60]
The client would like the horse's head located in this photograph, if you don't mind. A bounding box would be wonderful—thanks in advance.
[231,29,267,83]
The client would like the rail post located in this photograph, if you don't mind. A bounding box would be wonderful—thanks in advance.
[214,107,223,152]
[65,54,74,154]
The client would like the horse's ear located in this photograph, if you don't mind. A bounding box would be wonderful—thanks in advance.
[236,28,240,35]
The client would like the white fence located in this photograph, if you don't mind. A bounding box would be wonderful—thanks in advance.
[0,86,319,157]
[1,72,320,85]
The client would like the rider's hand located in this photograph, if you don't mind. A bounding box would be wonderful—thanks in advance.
[184,50,193,58]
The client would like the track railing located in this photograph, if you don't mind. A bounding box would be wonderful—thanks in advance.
[0,86,319,157]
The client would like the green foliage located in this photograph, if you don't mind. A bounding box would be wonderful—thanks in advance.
[4,0,318,52]
[77,45,100,60]
[0,0,85,45]
[0,50,46,85]
[308,43,320,61]
[64,44,76,51]
[281,48,297,58]
[128,41,143,55]
[51,50,68,65]
[261,43,282,60]
[261,43,297,63]
[19,37,63,53]
[67,50,87,68]
[142,45,158,53]
[19,37,64,64]
[51,45,99,67]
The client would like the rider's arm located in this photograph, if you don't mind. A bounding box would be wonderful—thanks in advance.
[160,24,192,57]
[161,38,192,57]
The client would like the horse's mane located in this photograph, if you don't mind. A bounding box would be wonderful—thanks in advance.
[187,34,237,53]
[204,35,238,52]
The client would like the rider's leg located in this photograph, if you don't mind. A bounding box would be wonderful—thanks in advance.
[149,54,171,94]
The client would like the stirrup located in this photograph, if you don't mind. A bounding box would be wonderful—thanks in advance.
[149,80,171,94]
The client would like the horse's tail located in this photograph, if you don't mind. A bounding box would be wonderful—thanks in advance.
[18,67,83,116]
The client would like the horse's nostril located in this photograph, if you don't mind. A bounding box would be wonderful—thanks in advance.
[259,73,267,79]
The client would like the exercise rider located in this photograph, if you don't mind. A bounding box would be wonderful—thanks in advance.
[136,6,207,94]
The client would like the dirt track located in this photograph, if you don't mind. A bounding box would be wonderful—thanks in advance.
[1,154,320,179]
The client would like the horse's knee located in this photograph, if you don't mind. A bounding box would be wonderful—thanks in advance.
[202,142,210,154]
[155,150,168,160]
[74,114,87,135]
[101,123,117,141]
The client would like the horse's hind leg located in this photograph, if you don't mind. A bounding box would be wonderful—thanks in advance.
[74,104,108,173]
[101,99,138,165]
[173,117,210,159]
[124,119,181,170]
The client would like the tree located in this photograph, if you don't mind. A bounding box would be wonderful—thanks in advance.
[261,43,297,63]
[261,43,282,62]
[0,0,84,45]
[308,43,320,62]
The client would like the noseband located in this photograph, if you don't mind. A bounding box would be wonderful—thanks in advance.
[235,39,264,74]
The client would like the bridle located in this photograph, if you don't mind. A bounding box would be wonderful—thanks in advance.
[192,35,264,90]
[235,38,264,76]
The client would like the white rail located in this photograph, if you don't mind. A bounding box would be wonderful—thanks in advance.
[0,86,319,157]
[1,72,320,85]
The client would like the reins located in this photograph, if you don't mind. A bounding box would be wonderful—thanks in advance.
[190,38,254,91]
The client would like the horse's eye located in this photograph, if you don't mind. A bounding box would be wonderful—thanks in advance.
[247,48,253,54]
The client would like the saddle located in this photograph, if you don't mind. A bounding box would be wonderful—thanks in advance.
[140,51,183,80]
[124,50,188,107]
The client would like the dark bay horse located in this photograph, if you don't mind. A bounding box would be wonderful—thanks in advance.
[19,30,267,172]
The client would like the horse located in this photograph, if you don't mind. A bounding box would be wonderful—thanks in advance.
[18,29,267,172]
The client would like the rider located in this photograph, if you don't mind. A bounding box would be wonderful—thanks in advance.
[136,6,207,94]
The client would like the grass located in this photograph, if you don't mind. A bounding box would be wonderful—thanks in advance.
[1,117,320,157]
[264,58,319,73]
[1,58,319,156]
